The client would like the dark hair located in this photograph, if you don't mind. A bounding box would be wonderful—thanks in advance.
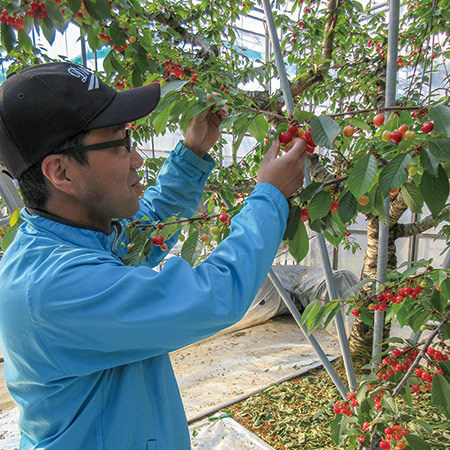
[18,131,90,210]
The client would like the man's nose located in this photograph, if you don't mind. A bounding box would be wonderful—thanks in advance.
[130,147,143,169]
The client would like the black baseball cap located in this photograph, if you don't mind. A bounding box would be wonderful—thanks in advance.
[0,62,160,179]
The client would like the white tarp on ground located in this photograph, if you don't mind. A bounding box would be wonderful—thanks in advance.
[190,416,275,449]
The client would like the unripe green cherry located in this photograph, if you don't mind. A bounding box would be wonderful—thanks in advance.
[210,226,220,237]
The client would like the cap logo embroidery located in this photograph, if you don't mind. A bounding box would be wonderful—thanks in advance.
[67,66,99,90]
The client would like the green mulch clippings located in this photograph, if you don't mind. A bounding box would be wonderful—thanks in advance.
[227,360,449,449]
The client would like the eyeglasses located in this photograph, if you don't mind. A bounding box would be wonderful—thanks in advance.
[61,128,132,154]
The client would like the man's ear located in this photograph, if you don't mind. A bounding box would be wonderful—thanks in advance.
[41,154,78,196]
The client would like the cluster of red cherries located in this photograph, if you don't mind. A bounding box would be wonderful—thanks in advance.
[333,391,359,417]
[279,124,317,154]
[351,281,426,317]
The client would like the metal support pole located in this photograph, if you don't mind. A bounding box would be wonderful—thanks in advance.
[80,29,87,68]
[372,0,400,369]
[268,271,348,398]
[261,0,357,392]
[0,171,23,213]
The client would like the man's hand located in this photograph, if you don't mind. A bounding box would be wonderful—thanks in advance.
[257,138,306,198]
[183,94,229,158]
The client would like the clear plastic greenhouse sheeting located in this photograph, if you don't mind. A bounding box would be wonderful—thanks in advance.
[216,265,360,338]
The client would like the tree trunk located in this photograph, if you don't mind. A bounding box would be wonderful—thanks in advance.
[348,214,398,364]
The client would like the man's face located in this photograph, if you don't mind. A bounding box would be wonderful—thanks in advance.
[69,125,143,229]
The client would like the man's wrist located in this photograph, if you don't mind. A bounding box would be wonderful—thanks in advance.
[182,140,205,159]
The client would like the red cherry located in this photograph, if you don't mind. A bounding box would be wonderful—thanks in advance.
[151,235,164,246]
[218,213,229,223]
[288,124,299,137]
[390,131,403,143]
[160,243,168,251]
[279,132,292,145]
[300,208,310,222]
[343,125,355,137]
[330,201,339,213]
[373,113,385,126]
[398,124,409,135]
[411,384,420,393]
[392,348,401,357]
[351,309,360,317]
[385,427,393,435]
[421,121,434,133]
[305,144,315,154]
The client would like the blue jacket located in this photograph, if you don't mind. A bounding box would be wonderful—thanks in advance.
[0,142,288,449]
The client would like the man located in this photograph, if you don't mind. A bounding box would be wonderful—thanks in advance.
[0,62,306,449]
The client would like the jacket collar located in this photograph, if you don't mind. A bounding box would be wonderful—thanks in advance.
[21,208,123,253]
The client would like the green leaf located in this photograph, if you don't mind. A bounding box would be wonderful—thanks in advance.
[405,434,431,450]
[308,191,332,222]
[430,288,446,313]
[431,373,450,419]
[153,102,175,135]
[381,394,398,414]
[160,79,189,99]
[379,153,412,197]
[286,220,309,263]
[299,181,322,202]
[420,148,441,177]
[283,205,300,241]
[310,115,340,149]
[429,104,450,137]
[109,20,126,46]
[409,310,430,333]
[360,309,373,327]
[247,114,269,141]
[301,299,319,326]
[373,187,388,227]
[420,165,449,218]
[87,27,101,51]
[9,208,22,227]
[429,138,450,161]
[132,67,143,87]
[337,191,357,224]
[402,382,413,406]
[67,0,82,14]
[180,229,201,266]
[41,19,56,45]
[1,24,15,53]
[293,108,314,123]
[348,154,378,199]
[330,414,342,446]
[1,223,19,251]
[350,117,372,132]
[44,2,65,29]
[123,236,152,265]
[94,0,112,20]
[84,0,101,20]
[401,182,423,214]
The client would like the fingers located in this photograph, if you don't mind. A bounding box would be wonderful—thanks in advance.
[283,138,306,160]
[264,139,281,160]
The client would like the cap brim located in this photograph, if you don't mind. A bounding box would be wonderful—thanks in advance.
[87,82,160,130]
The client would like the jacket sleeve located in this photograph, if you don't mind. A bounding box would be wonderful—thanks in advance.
[32,183,289,376]
[118,140,215,266]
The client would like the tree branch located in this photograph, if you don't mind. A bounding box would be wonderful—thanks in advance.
[142,11,219,58]
[393,214,437,239]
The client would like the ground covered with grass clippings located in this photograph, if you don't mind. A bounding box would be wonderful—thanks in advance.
[225,361,449,449]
